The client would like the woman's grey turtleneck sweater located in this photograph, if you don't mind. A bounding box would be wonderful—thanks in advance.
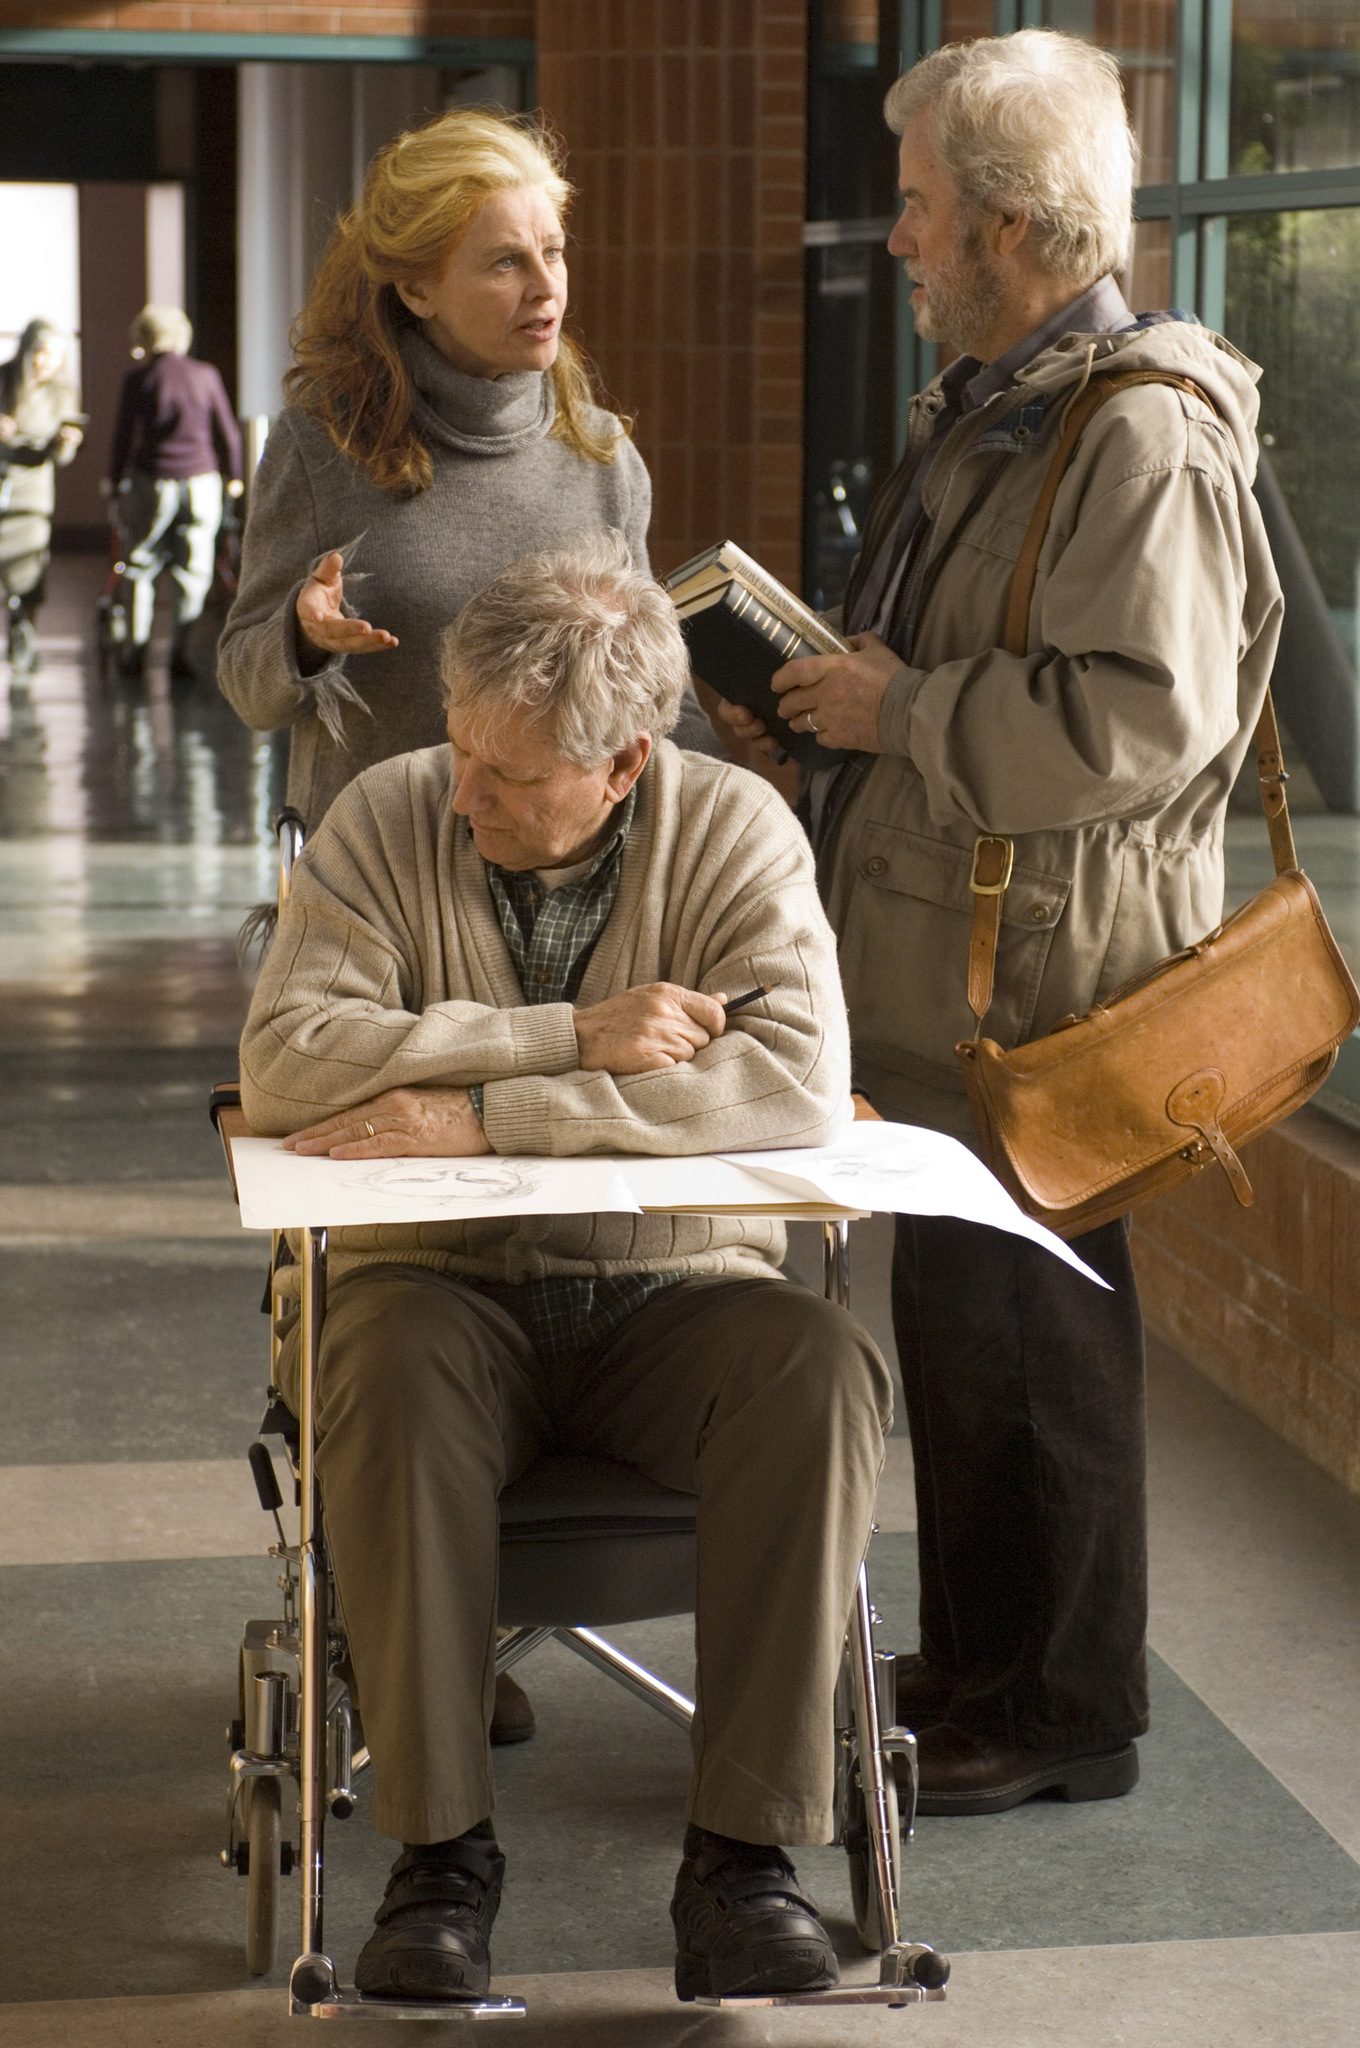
[218,329,714,828]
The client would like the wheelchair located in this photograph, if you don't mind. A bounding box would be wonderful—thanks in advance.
[213,812,949,2018]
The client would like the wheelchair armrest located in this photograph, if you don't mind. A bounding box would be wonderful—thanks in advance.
[209,1081,243,1126]
[209,1084,255,1201]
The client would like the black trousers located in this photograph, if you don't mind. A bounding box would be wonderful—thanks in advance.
[891,1214,1149,1750]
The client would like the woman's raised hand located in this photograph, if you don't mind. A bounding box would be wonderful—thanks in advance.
[295,549,399,664]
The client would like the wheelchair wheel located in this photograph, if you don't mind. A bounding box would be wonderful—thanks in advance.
[244,1776,282,1976]
[845,1761,902,1953]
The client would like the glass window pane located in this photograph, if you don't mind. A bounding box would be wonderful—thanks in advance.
[1124,215,1172,311]
[805,1,898,607]
[822,0,878,47]
[1221,207,1360,1057]
[1225,208,1360,698]
[0,183,79,355]
[941,0,995,38]
[1043,1,1178,185]
[1232,2,1360,175]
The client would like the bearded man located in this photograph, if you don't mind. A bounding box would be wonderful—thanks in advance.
[720,31,1282,1815]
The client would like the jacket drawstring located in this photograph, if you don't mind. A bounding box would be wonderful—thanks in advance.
[1070,341,1097,406]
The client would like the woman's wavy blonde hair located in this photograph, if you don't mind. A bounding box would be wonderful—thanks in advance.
[287,108,620,496]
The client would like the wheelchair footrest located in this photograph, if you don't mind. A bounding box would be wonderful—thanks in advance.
[695,1983,944,2009]
[288,1956,526,2019]
[696,1943,948,2010]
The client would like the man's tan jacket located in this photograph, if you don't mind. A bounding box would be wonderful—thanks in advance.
[821,314,1285,1142]
[241,738,850,1288]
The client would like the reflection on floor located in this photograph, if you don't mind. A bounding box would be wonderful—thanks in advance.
[0,554,287,845]
[2,555,1360,2044]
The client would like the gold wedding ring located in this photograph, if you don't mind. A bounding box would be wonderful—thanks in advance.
[363,1120,375,1138]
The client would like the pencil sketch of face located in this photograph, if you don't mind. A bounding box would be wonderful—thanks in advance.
[353,1160,545,1206]
[819,1150,927,1187]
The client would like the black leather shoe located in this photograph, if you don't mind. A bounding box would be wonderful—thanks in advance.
[893,1652,955,1731]
[354,1835,504,2001]
[671,1828,838,2001]
[914,1723,1140,1816]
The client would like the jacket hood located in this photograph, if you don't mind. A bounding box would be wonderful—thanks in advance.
[1010,317,1264,480]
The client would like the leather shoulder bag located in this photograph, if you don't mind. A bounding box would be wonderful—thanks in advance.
[953,368,1360,1238]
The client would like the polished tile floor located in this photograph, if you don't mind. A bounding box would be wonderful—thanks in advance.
[3,557,1360,2043]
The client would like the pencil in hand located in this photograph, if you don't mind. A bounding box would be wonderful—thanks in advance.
[722,986,769,1018]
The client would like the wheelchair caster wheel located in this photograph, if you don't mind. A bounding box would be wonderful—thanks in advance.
[244,1776,283,1975]
[911,1947,950,1990]
[290,1953,338,2008]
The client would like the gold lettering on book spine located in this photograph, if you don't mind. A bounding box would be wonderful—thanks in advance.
[730,589,799,660]
[718,545,849,655]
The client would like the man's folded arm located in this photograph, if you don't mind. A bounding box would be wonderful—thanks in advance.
[481,862,852,1158]
[240,751,853,1152]
[239,895,579,1134]
[480,1011,846,1157]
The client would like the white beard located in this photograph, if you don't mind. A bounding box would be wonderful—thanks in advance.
[909,227,1008,358]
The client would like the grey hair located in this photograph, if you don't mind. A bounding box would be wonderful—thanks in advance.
[440,533,690,767]
[131,303,193,355]
[884,30,1135,288]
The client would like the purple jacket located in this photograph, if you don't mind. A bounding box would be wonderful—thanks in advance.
[109,352,243,483]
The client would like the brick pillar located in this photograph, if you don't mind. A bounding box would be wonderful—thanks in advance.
[536,1,808,589]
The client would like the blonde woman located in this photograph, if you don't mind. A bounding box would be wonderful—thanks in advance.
[0,319,83,674]
[219,109,714,830]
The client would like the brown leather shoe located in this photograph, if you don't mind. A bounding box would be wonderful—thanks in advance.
[914,1723,1139,1816]
[893,1653,954,1732]
[489,1671,535,1746]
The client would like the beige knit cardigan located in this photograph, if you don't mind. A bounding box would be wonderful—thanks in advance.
[240,739,851,1286]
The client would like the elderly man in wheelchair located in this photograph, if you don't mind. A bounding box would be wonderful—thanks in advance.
[239,534,894,2007]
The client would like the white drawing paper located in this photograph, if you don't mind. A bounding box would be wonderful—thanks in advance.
[231,1140,639,1232]
[717,1122,1109,1287]
[607,1152,846,1214]
[228,1122,1106,1287]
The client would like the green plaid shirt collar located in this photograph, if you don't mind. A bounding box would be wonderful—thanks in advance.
[482,787,636,1006]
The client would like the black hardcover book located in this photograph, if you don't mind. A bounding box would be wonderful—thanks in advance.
[664,542,849,772]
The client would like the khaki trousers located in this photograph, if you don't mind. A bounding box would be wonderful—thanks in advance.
[279,1268,892,1847]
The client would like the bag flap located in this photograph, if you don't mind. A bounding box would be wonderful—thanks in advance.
[857,822,1070,932]
[963,872,1360,1212]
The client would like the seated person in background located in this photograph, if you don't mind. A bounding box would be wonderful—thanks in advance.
[240,536,893,2005]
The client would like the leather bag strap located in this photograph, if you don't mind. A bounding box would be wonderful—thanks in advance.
[1000,369,1209,660]
[966,834,1013,1027]
[1254,684,1297,876]
[967,366,1297,1027]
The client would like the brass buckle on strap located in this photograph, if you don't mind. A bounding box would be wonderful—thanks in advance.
[969,834,1014,896]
